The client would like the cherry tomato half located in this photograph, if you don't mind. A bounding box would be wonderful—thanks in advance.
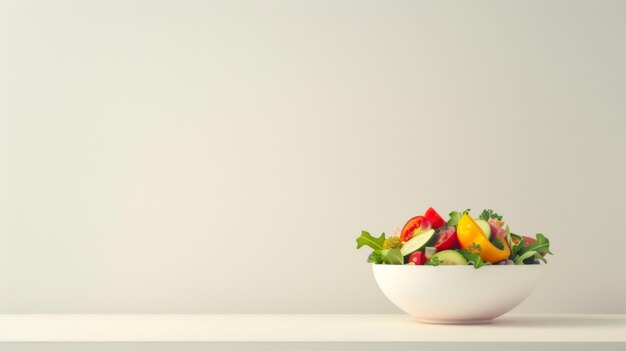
[408,251,426,265]
[424,207,445,229]
[433,226,459,251]
[400,216,432,242]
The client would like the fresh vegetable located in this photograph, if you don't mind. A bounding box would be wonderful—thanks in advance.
[357,207,553,268]
[474,219,491,239]
[367,252,384,264]
[400,216,431,242]
[490,237,505,250]
[512,234,551,256]
[427,250,468,265]
[458,248,490,268]
[525,234,552,255]
[408,251,426,265]
[446,209,470,226]
[457,214,510,263]
[512,235,535,247]
[424,246,436,260]
[400,229,436,257]
[381,249,404,265]
[514,250,539,265]
[433,226,458,251]
[356,231,386,252]
[383,236,403,250]
[488,219,507,239]
[510,233,552,264]
[424,207,445,229]
[479,209,502,221]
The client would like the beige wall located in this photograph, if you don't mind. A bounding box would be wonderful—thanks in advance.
[1,0,624,313]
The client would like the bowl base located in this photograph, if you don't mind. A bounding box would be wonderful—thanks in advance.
[418,318,494,325]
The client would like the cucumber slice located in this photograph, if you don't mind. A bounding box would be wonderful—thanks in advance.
[475,219,491,239]
[429,250,468,265]
[400,229,435,257]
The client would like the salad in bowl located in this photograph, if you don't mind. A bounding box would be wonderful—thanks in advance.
[356,208,553,324]
[357,208,552,267]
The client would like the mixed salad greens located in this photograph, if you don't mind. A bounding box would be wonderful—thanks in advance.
[356,207,553,268]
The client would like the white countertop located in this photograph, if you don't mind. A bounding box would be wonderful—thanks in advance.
[0,314,624,342]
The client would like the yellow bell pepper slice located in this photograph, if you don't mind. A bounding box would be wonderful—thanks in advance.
[457,214,510,263]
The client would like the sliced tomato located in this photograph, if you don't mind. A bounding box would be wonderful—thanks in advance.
[400,216,432,242]
[424,207,445,229]
[433,226,458,251]
[408,251,426,265]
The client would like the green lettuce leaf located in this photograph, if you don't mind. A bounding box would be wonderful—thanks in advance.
[459,249,491,269]
[356,231,386,252]
[509,232,553,264]
[525,233,553,256]
[425,256,442,266]
[515,250,539,265]
[510,233,524,258]
[447,209,470,226]
[381,249,404,265]
[534,252,547,264]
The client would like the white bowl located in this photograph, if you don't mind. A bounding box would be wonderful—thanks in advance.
[372,264,543,324]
